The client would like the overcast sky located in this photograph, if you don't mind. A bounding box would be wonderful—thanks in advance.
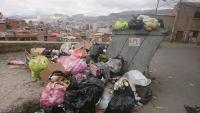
[0,0,192,16]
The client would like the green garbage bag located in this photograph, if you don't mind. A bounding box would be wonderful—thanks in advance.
[98,54,109,62]
[29,55,49,78]
[114,19,128,30]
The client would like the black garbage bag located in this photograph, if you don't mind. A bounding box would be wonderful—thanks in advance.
[128,15,143,30]
[105,80,136,113]
[42,49,52,56]
[64,77,104,113]
[107,55,127,78]
[89,43,106,62]
[44,104,65,113]
[135,85,152,104]
[185,105,200,113]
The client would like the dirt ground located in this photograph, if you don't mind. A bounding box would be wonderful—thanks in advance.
[0,42,200,113]
[0,52,43,113]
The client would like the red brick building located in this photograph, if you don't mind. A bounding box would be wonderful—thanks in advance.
[0,12,6,32]
[6,19,26,30]
[5,30,38,41]
[0,20,6,32]
[37,32,60,41]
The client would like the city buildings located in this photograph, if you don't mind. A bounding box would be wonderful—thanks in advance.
[93,27,111,43]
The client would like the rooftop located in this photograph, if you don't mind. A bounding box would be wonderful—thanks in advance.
[97,28,111,34]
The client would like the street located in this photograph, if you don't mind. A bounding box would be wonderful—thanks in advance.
[141,42,200,113]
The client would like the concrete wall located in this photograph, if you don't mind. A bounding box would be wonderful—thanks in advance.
[0,41,66,53]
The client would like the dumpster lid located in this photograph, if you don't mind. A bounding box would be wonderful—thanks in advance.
[113,28,169,36]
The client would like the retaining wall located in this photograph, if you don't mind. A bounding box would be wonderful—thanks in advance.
[0,41,67,53]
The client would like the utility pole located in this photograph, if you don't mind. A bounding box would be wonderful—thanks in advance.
[155,0,167,16]
[171,0,183,41]
[155,0,160,15]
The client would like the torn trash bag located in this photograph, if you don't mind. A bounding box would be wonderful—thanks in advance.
[64,77,104,113]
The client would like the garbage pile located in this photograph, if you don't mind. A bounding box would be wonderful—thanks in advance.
[25,40,153,113]
[114,15,164,32]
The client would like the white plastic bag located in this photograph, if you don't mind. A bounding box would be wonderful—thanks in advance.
[124,70,151,86]
[137,15,150,21]
[114,70,151,92]
[60,42,72,54]
[114,77,133,90]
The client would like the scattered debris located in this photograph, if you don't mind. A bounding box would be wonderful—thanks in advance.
[155,106,165,110]
[7,57,25,65]
[168,76,173,79]
[189,83,195,87]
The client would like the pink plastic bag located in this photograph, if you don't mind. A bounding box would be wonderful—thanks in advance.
[73,73,87,80]
[40,82,66,108]
[89,62,110,78]
[56,56,87,75]
[55,56,77,66]
[67,59,88,75]
[71,49,87,58]
[89,64,100,77]
[8,60,25,65]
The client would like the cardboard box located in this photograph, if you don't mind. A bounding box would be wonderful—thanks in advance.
[40,63,65,85]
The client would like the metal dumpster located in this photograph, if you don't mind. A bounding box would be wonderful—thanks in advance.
[106,28,169,73]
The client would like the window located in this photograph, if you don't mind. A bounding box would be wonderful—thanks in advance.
[192,31,199,38]
[44,36,47,41]
[193,12,200,19]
